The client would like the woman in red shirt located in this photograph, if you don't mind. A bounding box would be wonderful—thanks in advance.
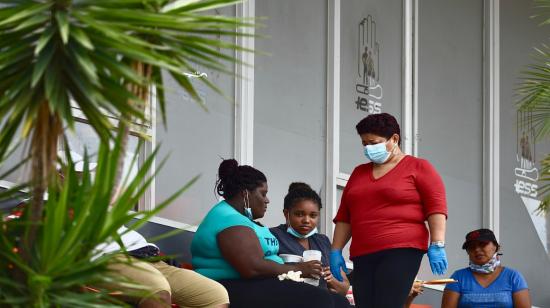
[330,113,448,308]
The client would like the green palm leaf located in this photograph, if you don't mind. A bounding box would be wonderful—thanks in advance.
[0,0,254,162]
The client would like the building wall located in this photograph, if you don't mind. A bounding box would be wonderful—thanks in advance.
[416,0,484,282]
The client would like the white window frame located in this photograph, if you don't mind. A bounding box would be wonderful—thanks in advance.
[234,0,256,166]
[482,0,500,239]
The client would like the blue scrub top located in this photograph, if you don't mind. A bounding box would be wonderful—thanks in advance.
[270,224,332,289]
[191,201,284,280]
[445,267,528,308]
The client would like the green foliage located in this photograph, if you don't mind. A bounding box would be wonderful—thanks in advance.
[0,0,253,159]
[0,0,253,307]
[0,0,250,306]
[517,0,550,213]
[0,132,198,307]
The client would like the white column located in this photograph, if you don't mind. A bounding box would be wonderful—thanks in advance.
[325,0,341,236]
[402,0,415,155]
[235,0,255,165]
[483,0,500,240]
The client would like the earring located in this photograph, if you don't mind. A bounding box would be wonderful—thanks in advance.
[244,191,250,209]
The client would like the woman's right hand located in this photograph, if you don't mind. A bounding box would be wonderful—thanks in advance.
[329,249,348,282]
[295,260,323,278]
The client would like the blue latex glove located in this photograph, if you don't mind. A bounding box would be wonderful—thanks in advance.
[329,249,348,282]
[427,244,448,275]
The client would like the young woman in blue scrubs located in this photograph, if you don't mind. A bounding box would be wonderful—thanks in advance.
[191,159,341,308]
[270,182,351,296]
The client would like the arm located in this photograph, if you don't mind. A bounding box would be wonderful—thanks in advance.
[441,290,460,308]
[323,268,350,295]
[404,281,423,308]
[329,222,351,281]
[427,213,446,242]
[217,226,321,279]
[512,289,531,308]
[426,213,448,275]
[416,160,448,275]
[331,222,351,250]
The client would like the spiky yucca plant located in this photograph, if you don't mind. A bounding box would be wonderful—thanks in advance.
[0,0,253,306]
[0,133,198,307]
[0,0,251,274]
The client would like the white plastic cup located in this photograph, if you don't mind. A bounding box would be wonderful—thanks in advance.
[302,250,322,262]
[279,254,303,264]
[302,250,322,286]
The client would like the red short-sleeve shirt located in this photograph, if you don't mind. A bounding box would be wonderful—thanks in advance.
[333,155,447,258]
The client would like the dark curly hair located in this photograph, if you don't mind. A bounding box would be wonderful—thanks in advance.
[355,113,401,146]
[216,159,267,200]
[283,182,322,211]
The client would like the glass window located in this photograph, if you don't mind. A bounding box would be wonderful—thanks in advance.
[64,121,139,182]
[253,0,327,228]
[339,0,403,175]
[154,69,235,225]
[152,7,237,226]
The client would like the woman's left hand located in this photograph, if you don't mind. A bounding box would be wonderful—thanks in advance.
[427,244,448,275]
[323,267,350,295]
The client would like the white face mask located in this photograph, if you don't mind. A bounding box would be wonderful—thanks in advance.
[469,252,501,274]
[363,140,397,164]
[287,225,318,239]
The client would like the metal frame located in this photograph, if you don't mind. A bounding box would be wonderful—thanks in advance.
[483,0,500,239]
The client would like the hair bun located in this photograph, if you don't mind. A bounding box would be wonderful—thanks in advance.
[288,182,312,193]
[218,159,239,181]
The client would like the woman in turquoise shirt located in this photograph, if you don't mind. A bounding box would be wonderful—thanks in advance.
[192,159,340,308]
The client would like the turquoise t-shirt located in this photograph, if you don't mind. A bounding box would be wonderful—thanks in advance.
[191,201,284,280]
[445,267,528,308]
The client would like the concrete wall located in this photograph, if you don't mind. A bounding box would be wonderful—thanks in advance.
[416,0,484,282]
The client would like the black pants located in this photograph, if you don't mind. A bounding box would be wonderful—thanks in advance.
[219,278,352,308]
[352,248,424,308]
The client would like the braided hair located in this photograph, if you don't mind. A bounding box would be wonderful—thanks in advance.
[216,159,267,200]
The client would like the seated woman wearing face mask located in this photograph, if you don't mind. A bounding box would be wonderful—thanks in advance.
[442,229,531,308]
[269,183,351,307]
[191,159,341,308]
